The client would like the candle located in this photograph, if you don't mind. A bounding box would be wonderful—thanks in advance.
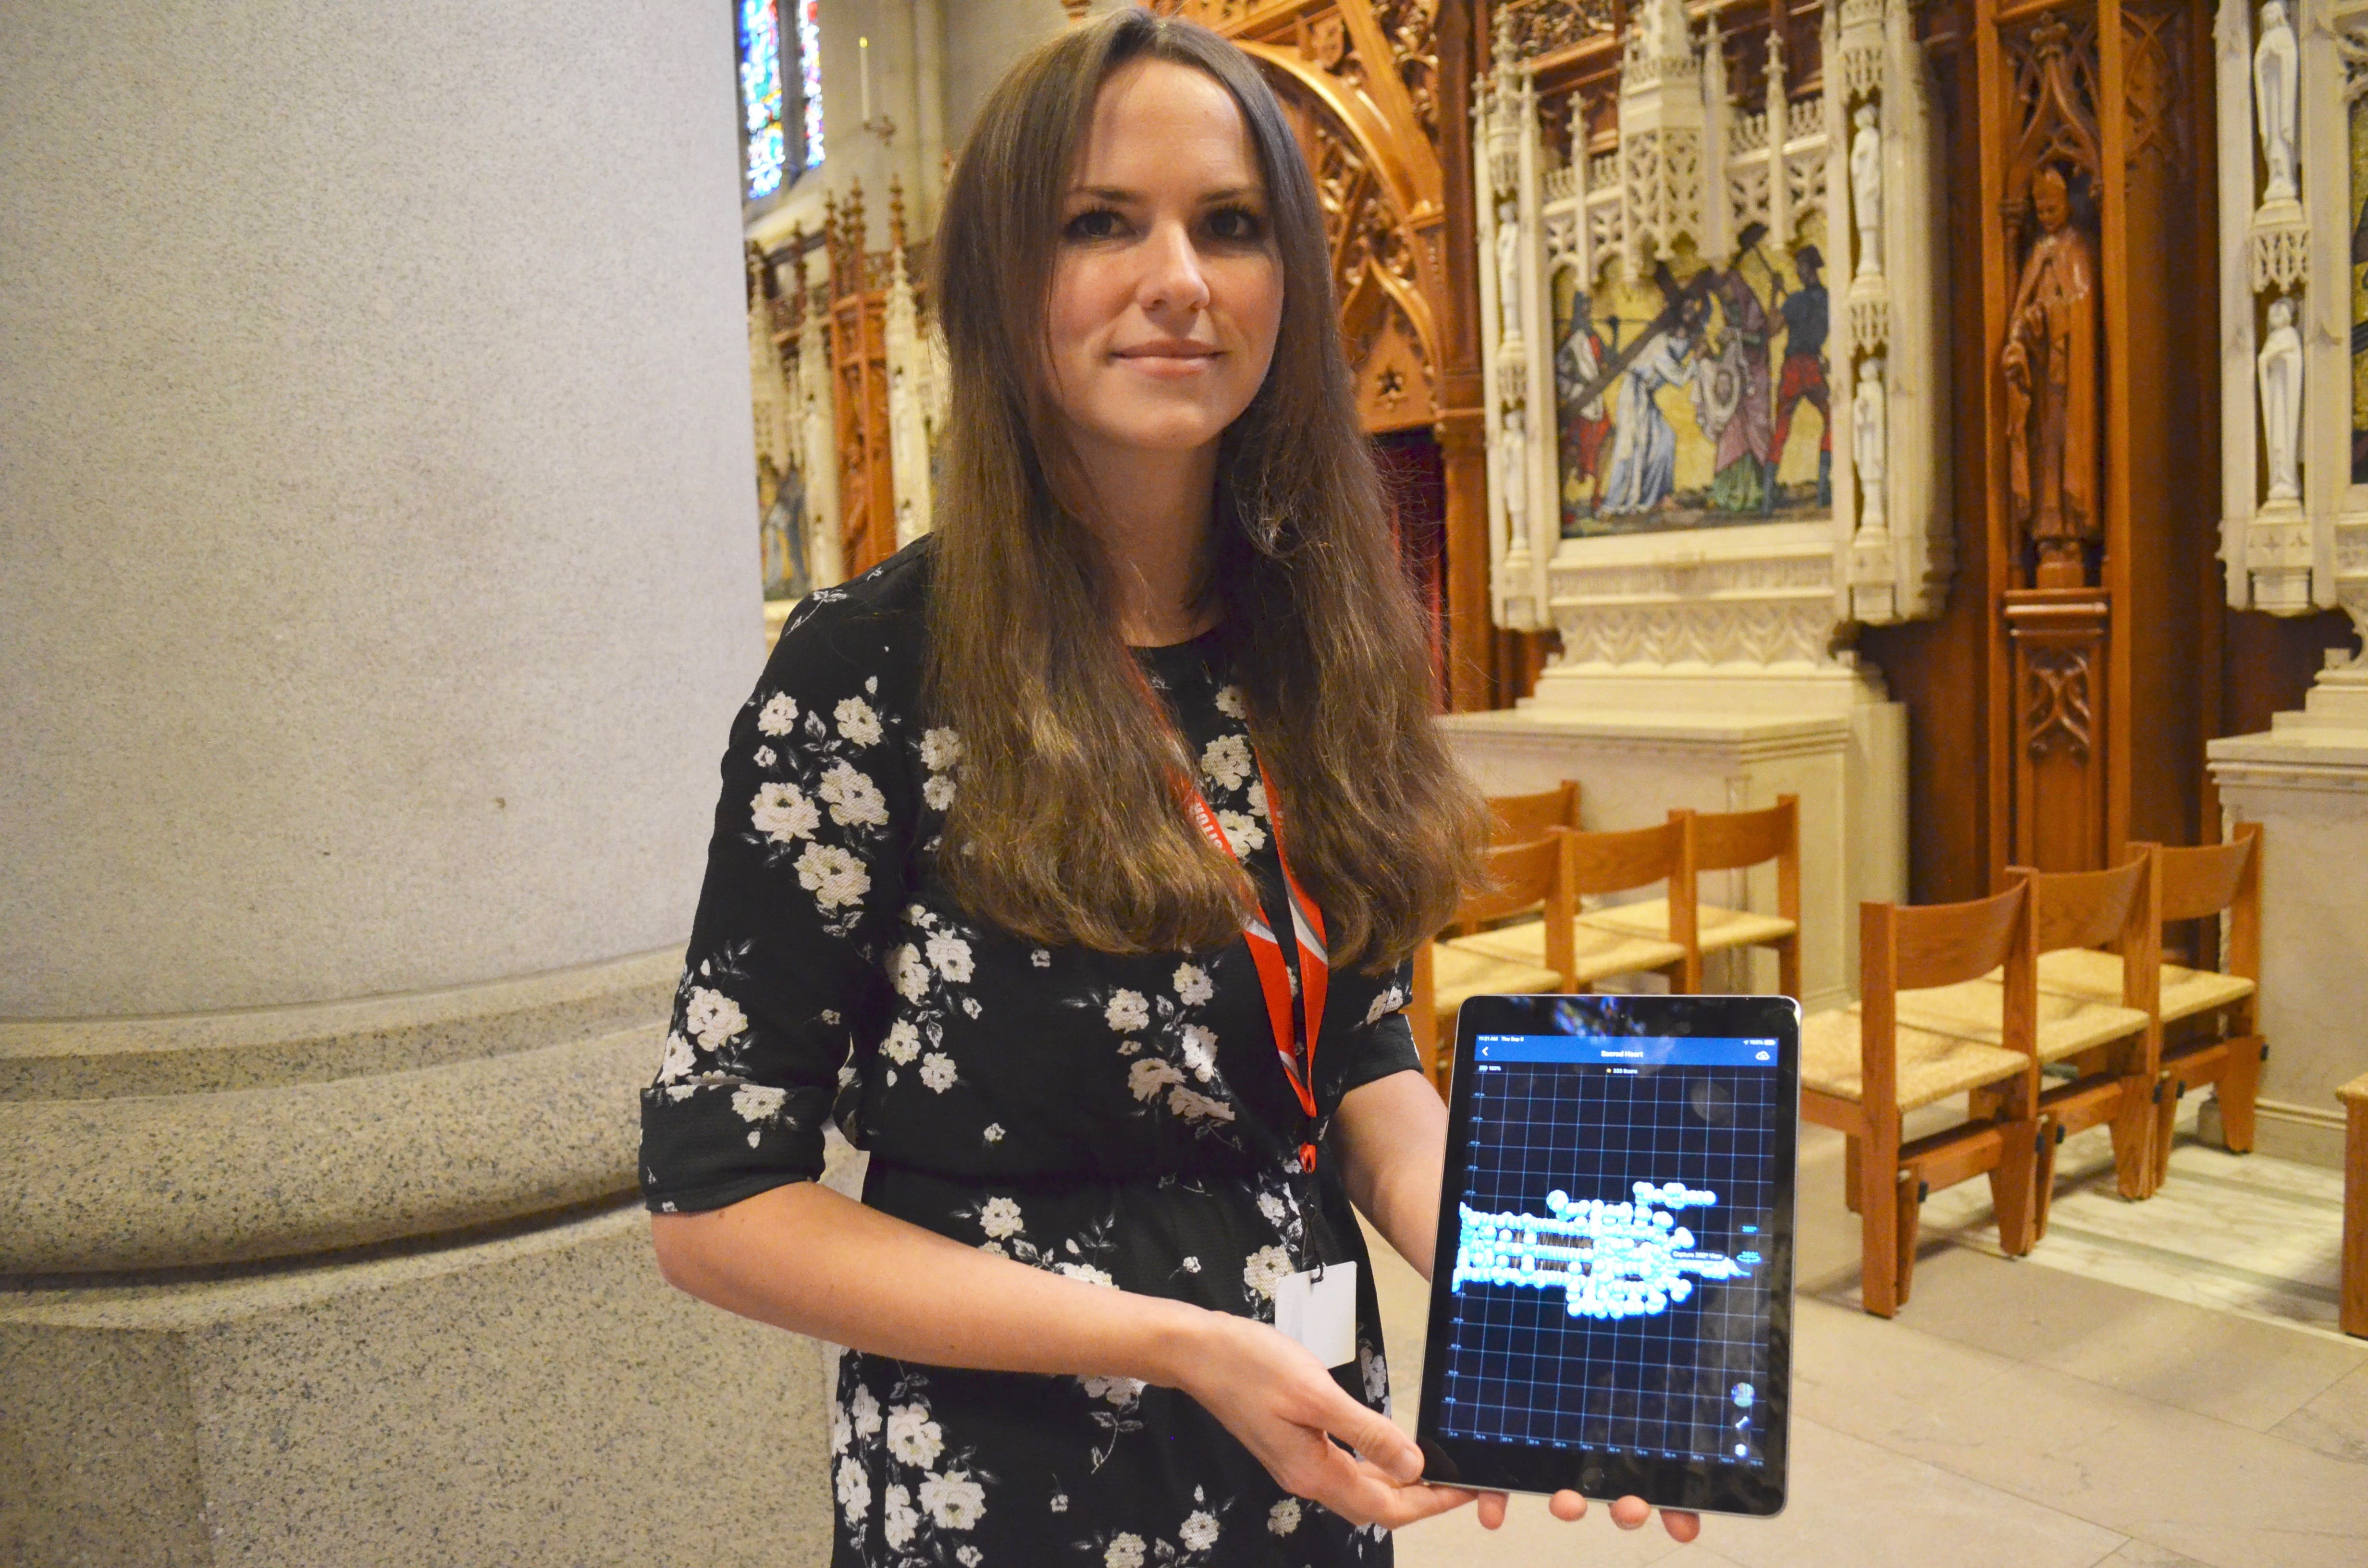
[859,36,871,124]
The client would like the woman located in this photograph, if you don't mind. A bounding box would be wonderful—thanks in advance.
[642,12,1700,1563]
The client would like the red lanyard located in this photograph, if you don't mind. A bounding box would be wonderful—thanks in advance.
[1174,758,1330,1172]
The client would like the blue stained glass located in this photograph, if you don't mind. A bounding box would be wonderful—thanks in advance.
[740,0,786,198]
[797,0,825,169]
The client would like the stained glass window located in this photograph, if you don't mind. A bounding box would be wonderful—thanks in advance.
[739,0,787,199]
[797,0,825,170]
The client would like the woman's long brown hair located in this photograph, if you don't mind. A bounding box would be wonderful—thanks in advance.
[925,8,1484,970]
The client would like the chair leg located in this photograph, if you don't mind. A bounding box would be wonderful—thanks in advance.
[2034,1119,2060,1241]
[1843,1137,1862,1214]
[2109,1081,2156,1201]
[1990,1117,2040,1258]
[2152,1079,2180,1189]
[1893,1172,1923,1308]
[1776,935,1801,1002]
[1859,1131,1902,1318]
[2219,1041,2263,1155]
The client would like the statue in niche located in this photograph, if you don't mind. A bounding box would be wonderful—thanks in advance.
[1854,356,1888,534]
[1495,202,1524,342]
[2002,166,2100,586]
[2256,294,2304,503]
[1499,407,1530,535]
[2254,0,2299,205]
[759,453,812,601]
[1850,103,1884,280]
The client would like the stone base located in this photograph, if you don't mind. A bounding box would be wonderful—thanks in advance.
[2196,1092,2352,1171]
[1440,663,1907,1012]
[0,1204,832,1568]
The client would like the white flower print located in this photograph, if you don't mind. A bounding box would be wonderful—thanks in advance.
[957,1547,982,1568]
[834,695,884,747]
[1360,1341,1391,1406]
[1172,963,1213,1007]
[751,781,820,844]
[1214,684,1247,719]
[920,727,964,771]
[889,944,931,1003]
[1079,1373,1145,1406]
[922,773,956,811]
[1362,984,1409,1027]
[1181,1255,1201,1274]
[1055,1261,1116,1287]
[1180,1510,1221,1552]
[881,1019,922,1064]
[753,744,776,769]
[1243,1244,1294,1300]
[883,1484,918,1549]
[1105,1533,1147,1568]
[835,1456,869,1523]
[731,1084,786,1125]
[1247,778,1269,818]
[756,692,798,735]
[1128,1058,1185,1103]
[1167,1086,1236,1124]
[1267,1498,1302,1536]
[849,1384,883,1439]
[818,761,888,827]
[829,1406,851,1453]
[918,1052,957,1092]
[962,996,982,1018]
[978,1197,1023,1239]
[684,987,747,1050]
[1256,1191,1290,1228]
[795,842,870,911]
[1218,809,1266,854]
[1201,733,1253,792]
[1104,990,1150,1033]
[925,932,974,983]
[918,1469,986,1530]
[1180,1025,1219,1082]
[983,1123,1005,1143]
[1031,948,1051,968]
[656,1031,696,1084]
[885,1404,944,1468]
[1118,1039,1143,1056]
[1050,1493,1070,1513]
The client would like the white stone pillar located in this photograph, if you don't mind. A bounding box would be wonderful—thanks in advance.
[0,4,832,1561]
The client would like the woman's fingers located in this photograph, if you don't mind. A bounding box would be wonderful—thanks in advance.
[1548,1489,1588,1522]
[1476,1490,1509,1530]
[1662,1508,1703,1542]
[1608,1494,1652,1530]
[1310,1384,1423,1482]
[1283,1438,1471,1528]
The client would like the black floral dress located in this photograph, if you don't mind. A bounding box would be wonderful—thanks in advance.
[639,541,1423,1568]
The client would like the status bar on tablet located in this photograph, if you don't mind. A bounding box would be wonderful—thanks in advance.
[1471,1036,1780,1068]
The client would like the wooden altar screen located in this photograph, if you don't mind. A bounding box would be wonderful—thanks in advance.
[827,185,899,580]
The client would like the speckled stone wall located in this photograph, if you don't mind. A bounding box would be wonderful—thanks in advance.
[0,0,763,1017]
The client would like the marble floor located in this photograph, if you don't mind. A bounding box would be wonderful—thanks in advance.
[1369,1106,2368,1568]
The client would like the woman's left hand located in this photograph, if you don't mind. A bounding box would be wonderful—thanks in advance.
[1474,1489,1701,1540]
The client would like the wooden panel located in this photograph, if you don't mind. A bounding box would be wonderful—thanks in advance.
[830,291,893,578]
[2007,588,2110,871]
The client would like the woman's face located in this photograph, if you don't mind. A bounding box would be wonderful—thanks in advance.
[1045,58,1284,469]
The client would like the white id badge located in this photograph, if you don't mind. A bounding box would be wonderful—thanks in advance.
[1272,1261,1357,1369]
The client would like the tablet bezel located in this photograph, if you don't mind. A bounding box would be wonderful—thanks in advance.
[1414,992,1800,1518]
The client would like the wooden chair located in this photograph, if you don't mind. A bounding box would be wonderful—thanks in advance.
[2028,827,2264,1190]
[1485,780,1581,845]
[1443,819,1700,996]
[1410,833,1573,1089]
[1580,796,1801,998]
[1801,884,2042,1317]
[1866,859,2158,1218]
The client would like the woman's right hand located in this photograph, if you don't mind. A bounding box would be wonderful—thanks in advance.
[1169,1310,1476,1530]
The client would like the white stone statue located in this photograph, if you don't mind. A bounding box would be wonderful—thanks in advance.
[1854,355,1889,533]
[1495,202,1524,342]
[2257,295,2304,503]
[1850,102,1884,280]
[2253,0,2299,205]
[1498,407,1530,534]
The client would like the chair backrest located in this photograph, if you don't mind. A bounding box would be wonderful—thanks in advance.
[1565,818,1689,900]
[1460,833,1567,927]
[1678,794,1801,921]
[2005,855,2159,1011]
[1487,780,1581,845]
[2134,822,2262,981]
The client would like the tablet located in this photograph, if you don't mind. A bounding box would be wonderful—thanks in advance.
[1415,993,1799,1518]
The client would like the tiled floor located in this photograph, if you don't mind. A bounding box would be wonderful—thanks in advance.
[1371,1111,2368,1568]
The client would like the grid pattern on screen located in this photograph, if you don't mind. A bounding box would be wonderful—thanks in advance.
[1437,1060,1779,1466]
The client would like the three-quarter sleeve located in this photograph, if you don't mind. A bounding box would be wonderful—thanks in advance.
[1319,960,1423,1106]
[638,592,918,1213]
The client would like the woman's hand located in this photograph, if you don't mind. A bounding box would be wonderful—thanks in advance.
[1476,1488,1702,1541]
[1172,1311,1476,1530]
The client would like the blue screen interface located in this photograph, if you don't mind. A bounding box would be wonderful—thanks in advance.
[1436,1033,1784,1468]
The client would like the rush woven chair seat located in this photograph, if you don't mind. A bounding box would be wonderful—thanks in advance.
[1443,818,1698,993]
[1799,882,2042,1318]
[1579,796,1802,998]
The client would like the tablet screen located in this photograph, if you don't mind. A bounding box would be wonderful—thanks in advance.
[1417,995,1796,1516]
